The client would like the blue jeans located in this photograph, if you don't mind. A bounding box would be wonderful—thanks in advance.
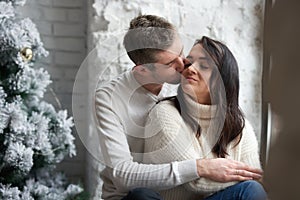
[204,180,267,200]
[122,181,266,200]
[122,188,163,200]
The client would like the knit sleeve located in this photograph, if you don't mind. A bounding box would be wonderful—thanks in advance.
[95,89,198,192]
[239,119,262,170]
[143,101,201,164]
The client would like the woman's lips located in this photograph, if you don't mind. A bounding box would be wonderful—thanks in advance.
[185,76,197,82]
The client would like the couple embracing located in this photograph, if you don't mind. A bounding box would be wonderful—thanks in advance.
[95,14,267,200]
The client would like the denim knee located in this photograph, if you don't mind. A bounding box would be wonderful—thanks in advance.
[242,180,267,200]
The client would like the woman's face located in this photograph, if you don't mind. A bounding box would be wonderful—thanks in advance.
[181,43,214,103]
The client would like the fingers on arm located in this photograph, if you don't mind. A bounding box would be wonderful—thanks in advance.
[230,161,263,180]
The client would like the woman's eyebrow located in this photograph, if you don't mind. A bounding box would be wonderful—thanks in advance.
[198,56,208,60]
[186,55,208,60]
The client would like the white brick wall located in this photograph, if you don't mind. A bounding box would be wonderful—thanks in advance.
[20,0,87,186]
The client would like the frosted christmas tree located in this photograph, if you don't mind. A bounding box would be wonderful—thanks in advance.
[0,0,85,199]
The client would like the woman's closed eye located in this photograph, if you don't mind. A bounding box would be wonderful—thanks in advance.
[198,64,209,70]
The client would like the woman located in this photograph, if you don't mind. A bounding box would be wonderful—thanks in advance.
[143,36,266,200]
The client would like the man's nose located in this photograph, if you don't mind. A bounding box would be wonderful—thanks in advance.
[175,56,191,73]
[174,57,185,73]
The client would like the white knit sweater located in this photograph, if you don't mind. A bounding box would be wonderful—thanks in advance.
[143,94,262,200]
[95,71,199,200]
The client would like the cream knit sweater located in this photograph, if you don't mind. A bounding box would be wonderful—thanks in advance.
[95,72,199,200]
[143,94,262,200]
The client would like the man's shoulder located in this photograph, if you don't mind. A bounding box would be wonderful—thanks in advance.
[95,71,131,94]
[94,72,129,105]
[98,70,129,86]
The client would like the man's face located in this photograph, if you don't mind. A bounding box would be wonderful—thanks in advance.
[149,35,186,84]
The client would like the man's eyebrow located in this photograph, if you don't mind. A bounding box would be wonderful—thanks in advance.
[164,46,184,65]
[177,46,184,56]
[164,58,176,65]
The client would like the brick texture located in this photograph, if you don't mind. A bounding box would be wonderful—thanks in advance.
[20,0,87,188]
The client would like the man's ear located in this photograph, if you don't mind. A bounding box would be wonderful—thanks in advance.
[133,65,150,75]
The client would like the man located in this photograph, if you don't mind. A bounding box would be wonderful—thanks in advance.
[95,15,263,200]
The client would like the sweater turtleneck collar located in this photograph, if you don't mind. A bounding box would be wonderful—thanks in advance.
[183,93,217,129]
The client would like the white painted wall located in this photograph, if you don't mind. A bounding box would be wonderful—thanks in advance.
[87,0,264,198]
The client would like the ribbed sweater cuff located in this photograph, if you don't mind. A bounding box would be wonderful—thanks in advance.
[176,159,199,183]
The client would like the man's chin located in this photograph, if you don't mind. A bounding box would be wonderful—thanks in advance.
[167,78,181,84]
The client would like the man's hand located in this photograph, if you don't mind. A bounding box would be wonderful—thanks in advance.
[196,158,263,182]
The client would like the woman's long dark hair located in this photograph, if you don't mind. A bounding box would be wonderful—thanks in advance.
[176,36,245,158]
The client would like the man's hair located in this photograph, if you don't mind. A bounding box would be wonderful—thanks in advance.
[123,15,176,66]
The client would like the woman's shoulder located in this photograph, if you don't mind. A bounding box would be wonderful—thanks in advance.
[145,100,184,138]
[243,119,255,134]
[150,100,182,121]
[241,118,259,143]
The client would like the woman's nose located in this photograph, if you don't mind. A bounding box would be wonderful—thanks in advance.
[185,64,197,74]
